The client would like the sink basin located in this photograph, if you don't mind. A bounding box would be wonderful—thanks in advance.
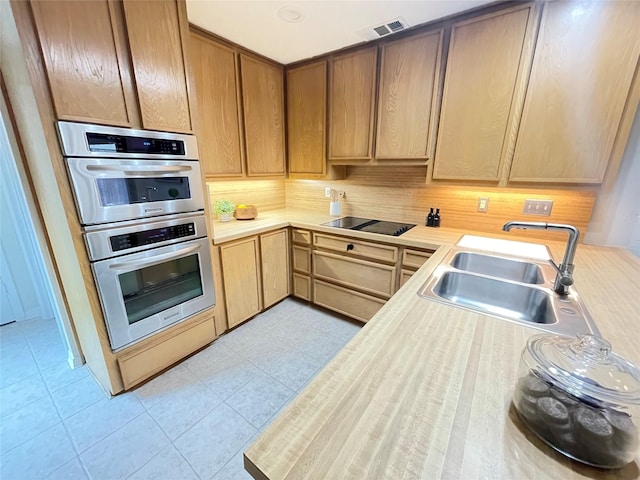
[418,246,599,337]
[450,252,545,284]
[432,272,554,324]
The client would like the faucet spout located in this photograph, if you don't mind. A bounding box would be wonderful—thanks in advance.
[501,221,580,296]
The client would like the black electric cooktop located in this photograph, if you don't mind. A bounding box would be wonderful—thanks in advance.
[322,216,415,237]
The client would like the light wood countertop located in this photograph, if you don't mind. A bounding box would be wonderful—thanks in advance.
[214,209,640,479]
[211,208,467,248]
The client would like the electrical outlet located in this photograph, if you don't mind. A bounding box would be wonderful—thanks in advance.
[477,197,489,212]
[324,187,331,198]
[523,199,553,216]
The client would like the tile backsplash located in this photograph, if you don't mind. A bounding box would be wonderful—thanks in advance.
[206,167,597,242]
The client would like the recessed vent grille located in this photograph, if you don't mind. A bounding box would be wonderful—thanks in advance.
[374,25,391,36]
[387,20,405,32]
[358,17,409,41]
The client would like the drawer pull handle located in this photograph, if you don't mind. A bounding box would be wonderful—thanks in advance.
[346,244,354,252]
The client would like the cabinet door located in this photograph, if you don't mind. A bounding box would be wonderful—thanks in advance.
[220,237,262,329]
[30,0,131,126]
[260,229,290,309]
[434,5,535,180]
[376,30,443,160]
[510,0,640,183]
[328,47,377,160]
[190,34,244,176]
[123,0,192,133]
[287,62,326,175]
[240,55,285,176]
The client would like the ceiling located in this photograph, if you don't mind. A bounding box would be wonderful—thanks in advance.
[186,1,496,65]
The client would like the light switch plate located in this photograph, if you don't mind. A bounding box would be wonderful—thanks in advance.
[477,197,489,212]
[324,187,331,198]
[523,199,553,216]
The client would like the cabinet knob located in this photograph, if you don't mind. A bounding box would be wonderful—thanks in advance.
[346,243,354,251]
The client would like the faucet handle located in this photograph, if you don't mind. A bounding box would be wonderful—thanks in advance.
[558,274,574,287]
[548,259,574,293]
[547,258,562,274]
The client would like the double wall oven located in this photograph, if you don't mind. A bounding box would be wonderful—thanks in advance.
[58,122,215,351]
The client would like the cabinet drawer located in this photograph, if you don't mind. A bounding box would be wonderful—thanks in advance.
[402,248,434,269]
[314,280,384,323]
[400,269,415,288]
[292,245,311,274]
[291,229,311,245]
[118,316,215,389]
[293,273,311,301]
[314,233,398,263]
[313,251,396,298]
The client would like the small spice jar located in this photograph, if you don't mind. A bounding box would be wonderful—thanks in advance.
[513,334,640,468]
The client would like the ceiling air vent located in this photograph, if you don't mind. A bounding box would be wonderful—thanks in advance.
[358,17,409,41]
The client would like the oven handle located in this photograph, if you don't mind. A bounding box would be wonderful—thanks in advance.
[108,243,201,271]
[86,164,192,175]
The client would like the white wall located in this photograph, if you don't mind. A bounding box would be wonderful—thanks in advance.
[0,115,53,323]
[1,0,84,367]
[585,109,640,257]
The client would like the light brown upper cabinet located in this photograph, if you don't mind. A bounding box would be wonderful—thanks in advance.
[510,0,640,183]
[434,5,536,181]
[189,33,244,176]
[30,0,132,127]
[240,54,286,176]
[30,0,194,132]
[328,47,378,160]
[375,30,443,161]
[287,62,327,176]
[122,0,193,133]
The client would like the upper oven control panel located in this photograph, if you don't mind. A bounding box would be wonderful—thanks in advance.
[57,121,199,160]
[86,132,185,156]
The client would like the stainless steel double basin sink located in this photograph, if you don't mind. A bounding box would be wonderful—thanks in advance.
[418,248,599,336]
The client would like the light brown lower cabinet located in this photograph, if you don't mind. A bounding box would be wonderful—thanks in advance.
[399,248,435,287]
[293,272,311,301]
[292,244,311,274]
[219,229,434,328]
[400,269,414,288]
[313,250,396,298]
[313,280,385,323]
[219,228,290,330]
[261,229,290,309]
[402,248,433,269]
[220,236,262,329]
[117,314,215,389]
[291,229,312,302]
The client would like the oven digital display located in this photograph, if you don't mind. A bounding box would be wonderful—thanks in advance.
[109,222,196,252]
[87,132,185,155]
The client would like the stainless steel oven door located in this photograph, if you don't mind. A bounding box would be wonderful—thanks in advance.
[92,237,215,351]
[66,158,204,225]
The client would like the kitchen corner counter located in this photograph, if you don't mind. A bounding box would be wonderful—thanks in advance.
[211,208,467,247]
[238,211,640,479]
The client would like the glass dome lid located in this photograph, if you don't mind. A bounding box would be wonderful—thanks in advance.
[527,334,640,407]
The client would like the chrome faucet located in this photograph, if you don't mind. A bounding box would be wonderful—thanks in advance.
[502,221,580,296]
